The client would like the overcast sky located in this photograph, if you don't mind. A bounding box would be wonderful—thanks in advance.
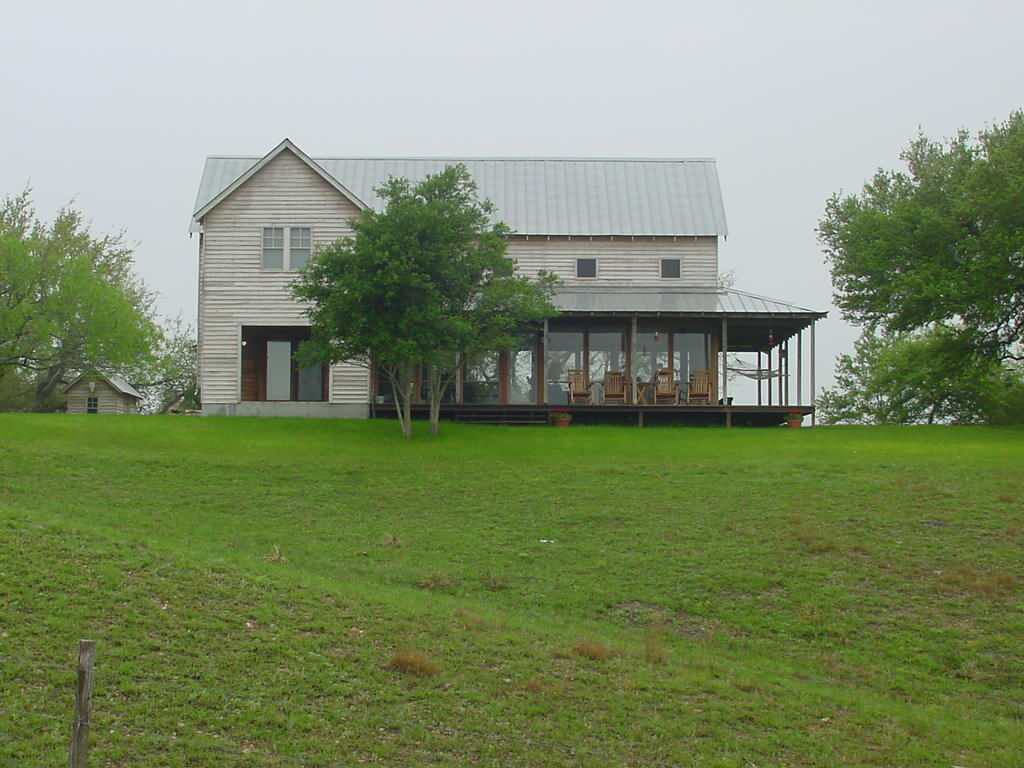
[3,0,1022,394]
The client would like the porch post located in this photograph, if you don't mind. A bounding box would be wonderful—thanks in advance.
[631,314,638,404]
[784,339,790,407]
[810,320,817,426]
[541,318,549,406]
[757,350,762,406]
[721,316,729,427]
[767,347,772,406]
[797,330,803,406]
[777,341,784,406]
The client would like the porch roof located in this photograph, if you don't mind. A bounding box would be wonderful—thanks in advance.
[553,286,827,319]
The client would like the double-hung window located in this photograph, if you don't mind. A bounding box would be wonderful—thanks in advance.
[289,227,311,270]
[262,227,285,269]
[86,396,98,414]
[262,226,312,270]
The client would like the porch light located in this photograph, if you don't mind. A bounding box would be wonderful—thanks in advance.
[767,329,774,346]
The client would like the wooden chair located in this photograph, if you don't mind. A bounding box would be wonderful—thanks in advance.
[687,368,712,404]
[567,369,592,405]
[654,368,679,405]
[602,371,628,405]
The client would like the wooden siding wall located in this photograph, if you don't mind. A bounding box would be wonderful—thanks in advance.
[66,381,136,414]
[198,150,370,404]
[508,236,718,287]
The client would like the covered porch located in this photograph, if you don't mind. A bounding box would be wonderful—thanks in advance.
[372,288,826,426]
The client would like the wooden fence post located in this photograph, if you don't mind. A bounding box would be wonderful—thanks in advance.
[69,640,96,768]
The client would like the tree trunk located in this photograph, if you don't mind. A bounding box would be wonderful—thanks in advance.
[428,365,441,435]
[402,380,414,438]
[34,364,65,411]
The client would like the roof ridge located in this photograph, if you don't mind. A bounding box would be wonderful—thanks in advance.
[203,155,718,163]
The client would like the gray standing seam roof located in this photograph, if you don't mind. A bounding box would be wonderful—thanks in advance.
[553,287,826,317]
[193,155,729,237]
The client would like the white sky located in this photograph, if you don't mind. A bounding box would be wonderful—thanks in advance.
[2,0,1022,394]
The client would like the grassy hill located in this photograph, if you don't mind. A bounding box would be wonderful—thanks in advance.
[1,415,1022,766]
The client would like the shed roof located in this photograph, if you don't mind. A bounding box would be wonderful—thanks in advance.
[65,372,144,400]
[553,287,826,318]
[193,141,728,237]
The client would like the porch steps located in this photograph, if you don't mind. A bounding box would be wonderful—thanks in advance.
[454,409,548,425]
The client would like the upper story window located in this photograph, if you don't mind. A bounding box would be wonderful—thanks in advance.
[576,258,597,278]
[262,227,285,269]
[262,226,312,271]
[661,258,681,279]
[290,227,312,270]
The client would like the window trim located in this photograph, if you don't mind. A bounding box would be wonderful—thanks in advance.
[261,225,314,272]
[262,226,285,270]
[289,226,312,271]
[660,258,682,279]
[575,257,598,279]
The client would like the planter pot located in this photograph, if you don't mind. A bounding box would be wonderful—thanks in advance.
[549,413,572,428]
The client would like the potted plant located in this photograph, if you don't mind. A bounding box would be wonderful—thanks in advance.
[549,411,573,428]
[785,409,803,429]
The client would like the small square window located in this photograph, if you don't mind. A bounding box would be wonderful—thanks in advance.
[661,259,681,279]
[86,396,98,414]
[576,258,597,278]
[290,227,311,270]
[262,227,284,269]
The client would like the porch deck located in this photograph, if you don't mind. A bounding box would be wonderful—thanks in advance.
[372,402,813,427]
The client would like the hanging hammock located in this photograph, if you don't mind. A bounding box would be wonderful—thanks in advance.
[727,367,781,381]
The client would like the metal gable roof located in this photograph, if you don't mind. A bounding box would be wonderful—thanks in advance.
[64,372,144,400]
[552,287,827,317]
[193,150,729,237]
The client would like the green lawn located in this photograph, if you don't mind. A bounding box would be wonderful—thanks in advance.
[1,415,1022,766]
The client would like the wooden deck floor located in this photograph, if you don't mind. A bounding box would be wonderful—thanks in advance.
[371,403,813,426]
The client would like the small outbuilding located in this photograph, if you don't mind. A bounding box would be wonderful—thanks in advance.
[65,372,143,415]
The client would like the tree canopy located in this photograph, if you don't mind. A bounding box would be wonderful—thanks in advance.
[0,190,167,410]
[819,111,1024,362]
[293,165,558,437]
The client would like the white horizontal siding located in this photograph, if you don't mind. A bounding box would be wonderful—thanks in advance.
[508,237,718,287]
[199,149,368,405]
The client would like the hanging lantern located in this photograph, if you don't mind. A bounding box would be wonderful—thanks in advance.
[767,329,774,347]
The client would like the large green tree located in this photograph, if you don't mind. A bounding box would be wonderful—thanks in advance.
[0,191,158,409]
[293,165,557,437]
[819,111,1024,362]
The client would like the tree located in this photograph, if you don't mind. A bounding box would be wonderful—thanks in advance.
[0,191,158,409]
[819,111,1024,363]
[124,316,199,413]
[817,326,1016,424]
[293,165,558,438]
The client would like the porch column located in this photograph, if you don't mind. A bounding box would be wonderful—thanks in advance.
[784,339,790,407]
[631,314,638,404]
[541,318,549,406]
[757,351,762,406]
[810,320,817,426]
[797,330,803,406]
[767,347,772,406]
[777,341,784,406]
[721,317,729,427]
